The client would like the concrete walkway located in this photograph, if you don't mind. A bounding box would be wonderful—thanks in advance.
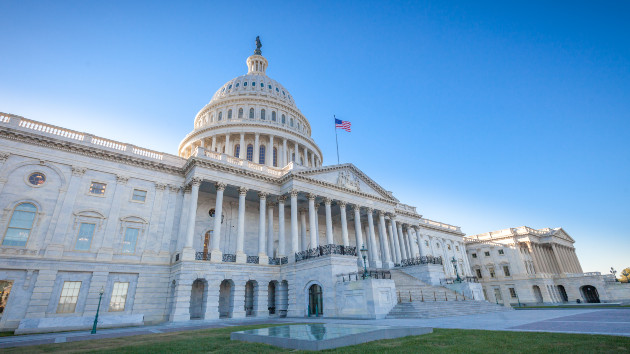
[0,309,628,349]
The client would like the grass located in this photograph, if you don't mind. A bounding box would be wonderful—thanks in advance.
[3,324,630,353]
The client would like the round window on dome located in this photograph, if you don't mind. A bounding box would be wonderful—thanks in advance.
[236,83,240,87]
[228,85,232,89]
[28,172,46,186]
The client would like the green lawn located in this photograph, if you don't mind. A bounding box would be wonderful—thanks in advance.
[4,324,630,353]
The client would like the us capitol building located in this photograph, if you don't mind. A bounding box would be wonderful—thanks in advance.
[0,39,626,334]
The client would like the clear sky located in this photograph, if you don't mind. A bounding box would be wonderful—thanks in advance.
[1,1,628,274]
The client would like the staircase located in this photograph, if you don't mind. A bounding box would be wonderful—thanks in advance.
[386,269,511,319]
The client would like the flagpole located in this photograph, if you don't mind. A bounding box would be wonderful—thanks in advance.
[334,115,340,164]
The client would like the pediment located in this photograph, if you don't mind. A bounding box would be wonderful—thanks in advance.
[294,164,398,202]
[551,228,575,243]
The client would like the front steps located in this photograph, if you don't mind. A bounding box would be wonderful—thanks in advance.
[385,269,511,319]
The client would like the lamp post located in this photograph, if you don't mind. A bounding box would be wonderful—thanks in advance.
[360,245,369,279]
[91,286,104,334]
[451,257,462,283]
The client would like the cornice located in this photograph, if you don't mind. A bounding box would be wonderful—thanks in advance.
[0,128,185,176]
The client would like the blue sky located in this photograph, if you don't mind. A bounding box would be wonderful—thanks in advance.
[1,1,628,274]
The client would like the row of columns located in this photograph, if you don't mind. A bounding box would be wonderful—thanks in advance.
[195,133,320,168]
[182,179,430,268]
[529,242,582,275]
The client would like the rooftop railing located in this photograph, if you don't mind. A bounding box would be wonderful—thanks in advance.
[196,146,293,178]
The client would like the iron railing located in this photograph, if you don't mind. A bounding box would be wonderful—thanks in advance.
[440,276,479,285]
[222,254,236,262]
[337,270,392,282]
[400,255,443,267]
[246,255,259,264]
[195,252,210,261]
[295,244,357,262]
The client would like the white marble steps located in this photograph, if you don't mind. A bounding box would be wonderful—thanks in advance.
[385,301,511,319]
[389,269,463,302]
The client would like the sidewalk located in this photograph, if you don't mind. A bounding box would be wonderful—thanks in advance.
[1,309,628,349]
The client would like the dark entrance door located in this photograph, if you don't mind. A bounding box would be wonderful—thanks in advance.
[308,284,323,317]
[558,285,568,302]
[581,285,600,303]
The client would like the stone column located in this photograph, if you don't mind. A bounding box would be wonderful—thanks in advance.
[277,196,286,258]
[267,135,274,167]
[145,183,166,253]
[183,178,201,260]
[352,205,366,268]
[324,198,334,245]
[409,227,420,258]
[550,244,565,273]
[211,136,216,151]
[299,208,308,251]
[282,139,288,166]
[528,243,542,274]
[388,218,400,264]
[378,212,393,267]
[236,187,248,263]
[308,194,318,248]
[258,192,268,261]
[339,202,349,246]
[366,208,381,268]
[225,134,231,155]
[267,201,275,257]
[396,223,407,261]
[254,133,260,163]
[294,141,299,164]
[239,133,245,158]
[404,228,413,259]
[310,151,315,167]
[210,182,226,262]
[204,279,221,320]
[290,190,299,260]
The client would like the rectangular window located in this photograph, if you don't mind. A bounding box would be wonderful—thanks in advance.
[503,265,511,277]
[89,182,106,195]
[475,269,482,278]
[75,223,96,251]
[109,282,129,311]
[122,228,139,254]
[57,281,81,313]
[455,246,459,251]
[472,253,477,258]
[498,249,504,255]
[484,251,490,257]
[489,268,495,278]
[131,189,147,202]
[509,288,517,298]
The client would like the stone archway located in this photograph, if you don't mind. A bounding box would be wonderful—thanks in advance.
[581,285,600,303]
[268,281,277,316]
[532,285,543,303]
[190,279,207,319]
[245,280,257,317]
[219,279,234,318]
[278,280,289,317]
[558,285,569,302]
[308,284,323,317]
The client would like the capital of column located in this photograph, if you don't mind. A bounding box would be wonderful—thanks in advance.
[277,195,287,203]
[155,183,167,190]
[307,193,317,201]
[338,201,347,208]
[168,184,181,193]
[323,197,332,205]
[215,182,227,191]
[255,132,260,137]
[258,191,268,199]
[289,189,300,197]
[366,207,374,213]
[351,204,361,212]
[189,177,202,187]
[183,185,192,193]
[378,210,386,217]
[238,186,249,195]
[299,207,308,213]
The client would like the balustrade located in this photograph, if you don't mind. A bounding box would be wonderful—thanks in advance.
[295,244,357,262]
[399,255,443,267]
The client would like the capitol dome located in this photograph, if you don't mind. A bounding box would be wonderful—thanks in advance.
[178,38,322,169]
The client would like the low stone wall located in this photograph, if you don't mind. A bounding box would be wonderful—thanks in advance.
[335,278,396,319]
[16,314,144,334]
[399,264,445,286]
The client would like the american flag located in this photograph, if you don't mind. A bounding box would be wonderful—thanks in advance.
[335,118,351,132]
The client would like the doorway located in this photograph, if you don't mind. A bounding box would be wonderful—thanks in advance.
[308,284,323,317]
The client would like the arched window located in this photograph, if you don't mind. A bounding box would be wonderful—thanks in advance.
[259,145,266,165]
[281,114,286,124]
[2,202,37,246]
[273,147,278,167]
[218,112,222,121]
[290,118,294,127]
[228,109,232,119]
[244,81,248,87]
[272,111,276,121]
[210,114,214,123]
[246,144,253,162]
[238,108,243,119]
[235,144,240,158]
[249,108,254,119]
[261,109,266,120]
